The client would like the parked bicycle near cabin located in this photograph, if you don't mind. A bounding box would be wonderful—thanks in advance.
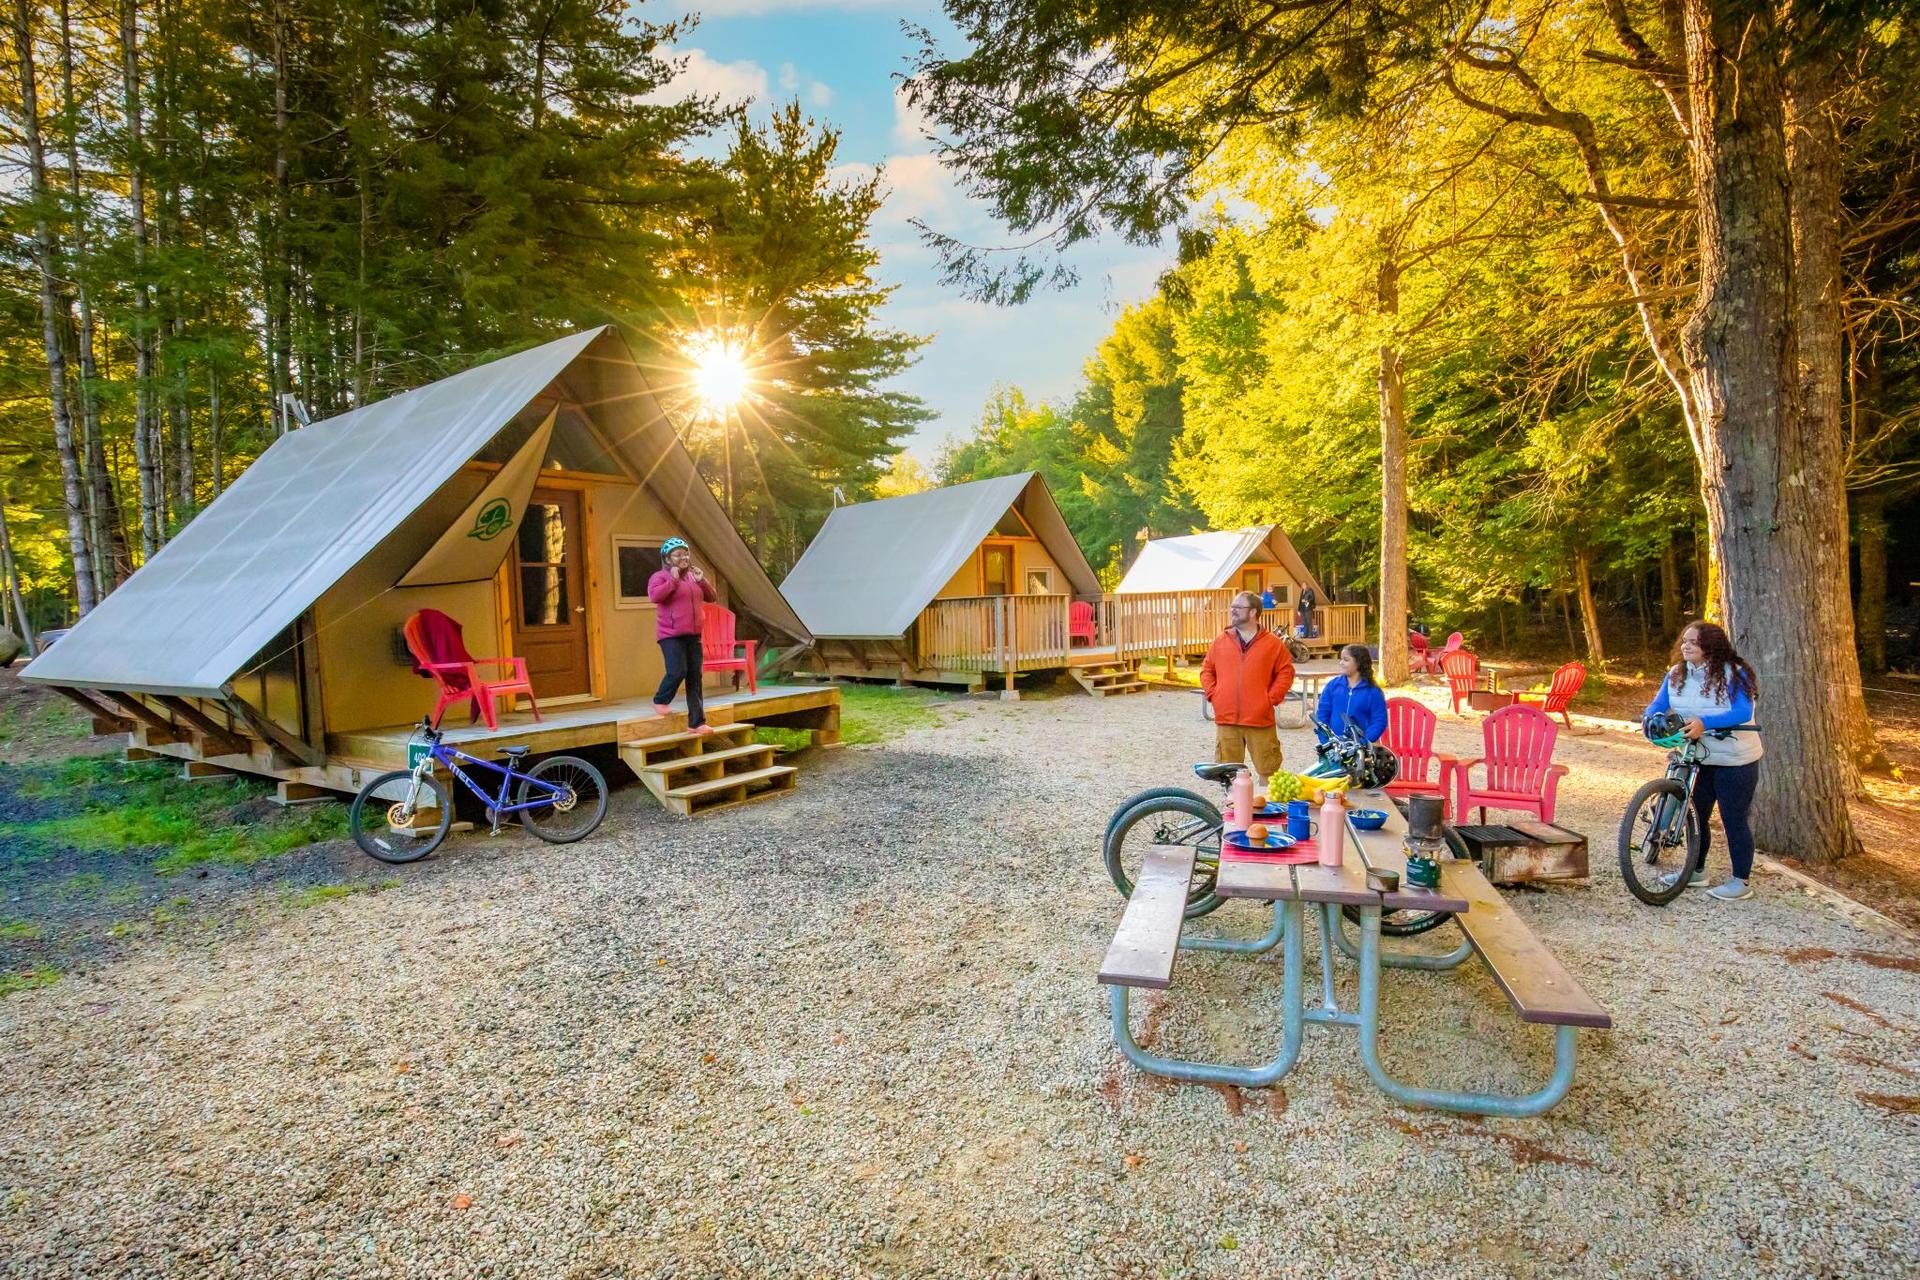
[1617,713,1760,906]
[349,720,609,864]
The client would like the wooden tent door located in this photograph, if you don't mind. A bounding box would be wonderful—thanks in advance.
[981,542,1015,596]
[510,488,592,698]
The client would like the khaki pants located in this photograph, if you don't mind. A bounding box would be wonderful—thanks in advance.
[1215,723,1283,783]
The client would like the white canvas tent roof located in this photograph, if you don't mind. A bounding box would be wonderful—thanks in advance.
[24,327,808,699]
[779,473,1100,638]
[1115,526,1325,597]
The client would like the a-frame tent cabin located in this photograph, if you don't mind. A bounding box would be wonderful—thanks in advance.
[1115,525,1368,653]
[23,327,837,802]
[779,473,1105,689]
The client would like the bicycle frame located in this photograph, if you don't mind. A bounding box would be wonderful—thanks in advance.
[401,726,569,828]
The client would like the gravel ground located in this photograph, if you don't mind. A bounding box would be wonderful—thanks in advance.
[2,688,1916,1279]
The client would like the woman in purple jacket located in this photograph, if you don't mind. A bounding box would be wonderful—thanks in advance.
[648,537,716,733]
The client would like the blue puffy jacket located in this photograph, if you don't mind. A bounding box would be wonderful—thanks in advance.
[1316,677,1388,743]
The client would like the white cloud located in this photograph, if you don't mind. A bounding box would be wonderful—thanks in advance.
[878,152,958,222]
[776,61,833,107]
[893,80,936,150]
[808,80,834,107]
[642,48,767,107]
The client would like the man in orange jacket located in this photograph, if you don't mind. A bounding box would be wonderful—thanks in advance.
[1201,591,1296,786]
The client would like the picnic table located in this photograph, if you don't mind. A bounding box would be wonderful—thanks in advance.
[1098,791,1611,1117]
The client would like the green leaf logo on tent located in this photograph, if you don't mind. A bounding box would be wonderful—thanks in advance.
[468,498,513,541]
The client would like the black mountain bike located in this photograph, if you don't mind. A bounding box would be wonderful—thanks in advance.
[1617,716,1759,905]
[350,720,609,864]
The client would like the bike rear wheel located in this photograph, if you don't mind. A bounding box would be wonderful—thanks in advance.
[516,755,609,844]
[350,771,453,864]
[1618,778,1701,906]
[1104,790,1224,918]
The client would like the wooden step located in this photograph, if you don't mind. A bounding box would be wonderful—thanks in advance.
[622,722,755,753]
[1091,680,1149,697]
[620,723,756,775]
[642,742,776,780]
[660,764,798,817]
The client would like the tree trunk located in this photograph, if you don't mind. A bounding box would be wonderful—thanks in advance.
[1659,536,1684,639]
[269,0,291,427]
[1558,589,1576,653]
[1786,46,1883,774]
[58,0,108,604]
[13,0,98,617]
[1679,0,1859,861]
[121,0,161,559]
[0,489,38,653]
[209,375,223,498]
[1573,547,1606,664]
[1376,257,1410,684]
[1854,489,1887,675]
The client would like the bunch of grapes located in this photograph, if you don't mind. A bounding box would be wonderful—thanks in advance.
[1266,771,1302,805]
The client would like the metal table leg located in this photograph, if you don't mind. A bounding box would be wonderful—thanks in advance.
[1109,899,1306,1088]
[1180,898,1287,956]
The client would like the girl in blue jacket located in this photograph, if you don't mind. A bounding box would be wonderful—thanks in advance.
[1643,621,1763,900]
[1316,644,1388,743]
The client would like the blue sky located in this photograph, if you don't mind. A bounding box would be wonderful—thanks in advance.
[644,0,1173,463]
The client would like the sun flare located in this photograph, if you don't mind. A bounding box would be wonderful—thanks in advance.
[689,335,751,416]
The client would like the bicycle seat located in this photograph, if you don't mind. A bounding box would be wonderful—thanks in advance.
[497,745,531,759]
[1192,762,1241,785]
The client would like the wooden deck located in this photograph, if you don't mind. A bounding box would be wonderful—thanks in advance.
[325,684,841,771]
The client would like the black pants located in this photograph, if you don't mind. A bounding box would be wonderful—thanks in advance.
[1692,759,1761,879]
[655,634,705,728]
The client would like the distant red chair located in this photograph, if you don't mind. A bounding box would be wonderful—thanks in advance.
[403,609,541,732]
[1514,660,1587,729]
[1444,703,1569,825]
[702,604,759,693]
[1069,601,1097,646]
[1439,648,1481,715]
[1382,696,1451,818]
[1407,631,1430,671]
[1413,630,1464,676]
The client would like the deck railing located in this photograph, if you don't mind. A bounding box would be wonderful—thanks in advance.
[913,592,1372,673]
[916,594,1070,673]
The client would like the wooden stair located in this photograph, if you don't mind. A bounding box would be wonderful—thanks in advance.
[1070,661,1149,697]
[620,722,799,818]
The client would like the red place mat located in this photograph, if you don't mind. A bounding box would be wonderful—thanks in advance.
[1221,834,1321,865]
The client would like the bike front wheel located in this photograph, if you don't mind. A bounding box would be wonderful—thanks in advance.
[1104,789,1224,918]
[1618,778,1701,906]
[516,755,609,844]
[350,771,453,864]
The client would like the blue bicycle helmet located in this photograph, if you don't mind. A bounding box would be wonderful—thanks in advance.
[660,536,689,557]
[1644,710,1688,747]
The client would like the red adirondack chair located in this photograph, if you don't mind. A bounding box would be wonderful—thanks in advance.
[1514,660,1587,728]
[1069,600,1097,646]
[1413,630,1464,675]
[1382,696,1451,817]
[1407,631,1430,670]
[1439,647,1481,715]
[403,609,542,732]
[1444,703,1569,825]
[701,604,759,693]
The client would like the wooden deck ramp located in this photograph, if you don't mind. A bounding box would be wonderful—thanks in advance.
[621,723,798,818]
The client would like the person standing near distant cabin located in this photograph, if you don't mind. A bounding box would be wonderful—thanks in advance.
[1202,591,1295,790]
[649,537,716,734]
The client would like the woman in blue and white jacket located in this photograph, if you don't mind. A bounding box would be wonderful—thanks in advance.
[1316,643,1388,744]
[1643,621,1763,901]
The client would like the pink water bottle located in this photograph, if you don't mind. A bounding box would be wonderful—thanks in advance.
[1318,792,1345,867]
[1227,770,1254,836]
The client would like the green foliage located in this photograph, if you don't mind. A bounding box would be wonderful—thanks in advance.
[0,968,61,999]
[282,880,394,910]
[0,757,348,873]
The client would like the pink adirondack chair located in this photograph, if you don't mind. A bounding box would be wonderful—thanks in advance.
[1414,630,1463,675]
[1443,703,1570,825]
[1514,660,1587,728]
[1382,696,1451,818]
[701,604,759,693]
[1439,647,1481,715]
[403,609,542,732]
[1069,600,1097,646]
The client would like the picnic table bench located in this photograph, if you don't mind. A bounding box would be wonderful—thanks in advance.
[1097,791,1611,1116]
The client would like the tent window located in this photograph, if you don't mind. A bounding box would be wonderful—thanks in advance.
[1026,569,1052,594]
[613,536,664,608]
[992,507,1036,538]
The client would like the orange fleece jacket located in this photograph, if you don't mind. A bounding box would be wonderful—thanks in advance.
[1201,627,1295,728]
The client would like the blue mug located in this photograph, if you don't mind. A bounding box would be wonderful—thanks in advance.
[1286,799,1312,841]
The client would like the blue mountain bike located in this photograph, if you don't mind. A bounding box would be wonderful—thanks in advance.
[350,720,608,864]
[1617,714,1758,905]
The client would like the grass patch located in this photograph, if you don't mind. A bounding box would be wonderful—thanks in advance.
[282,880,395,909]
[835,684,951,745]
[0,919,42,940]
[0,967,60,998]
[0,756,349,873]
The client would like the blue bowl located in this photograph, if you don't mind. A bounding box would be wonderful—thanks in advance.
[1350,809,1389,831]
